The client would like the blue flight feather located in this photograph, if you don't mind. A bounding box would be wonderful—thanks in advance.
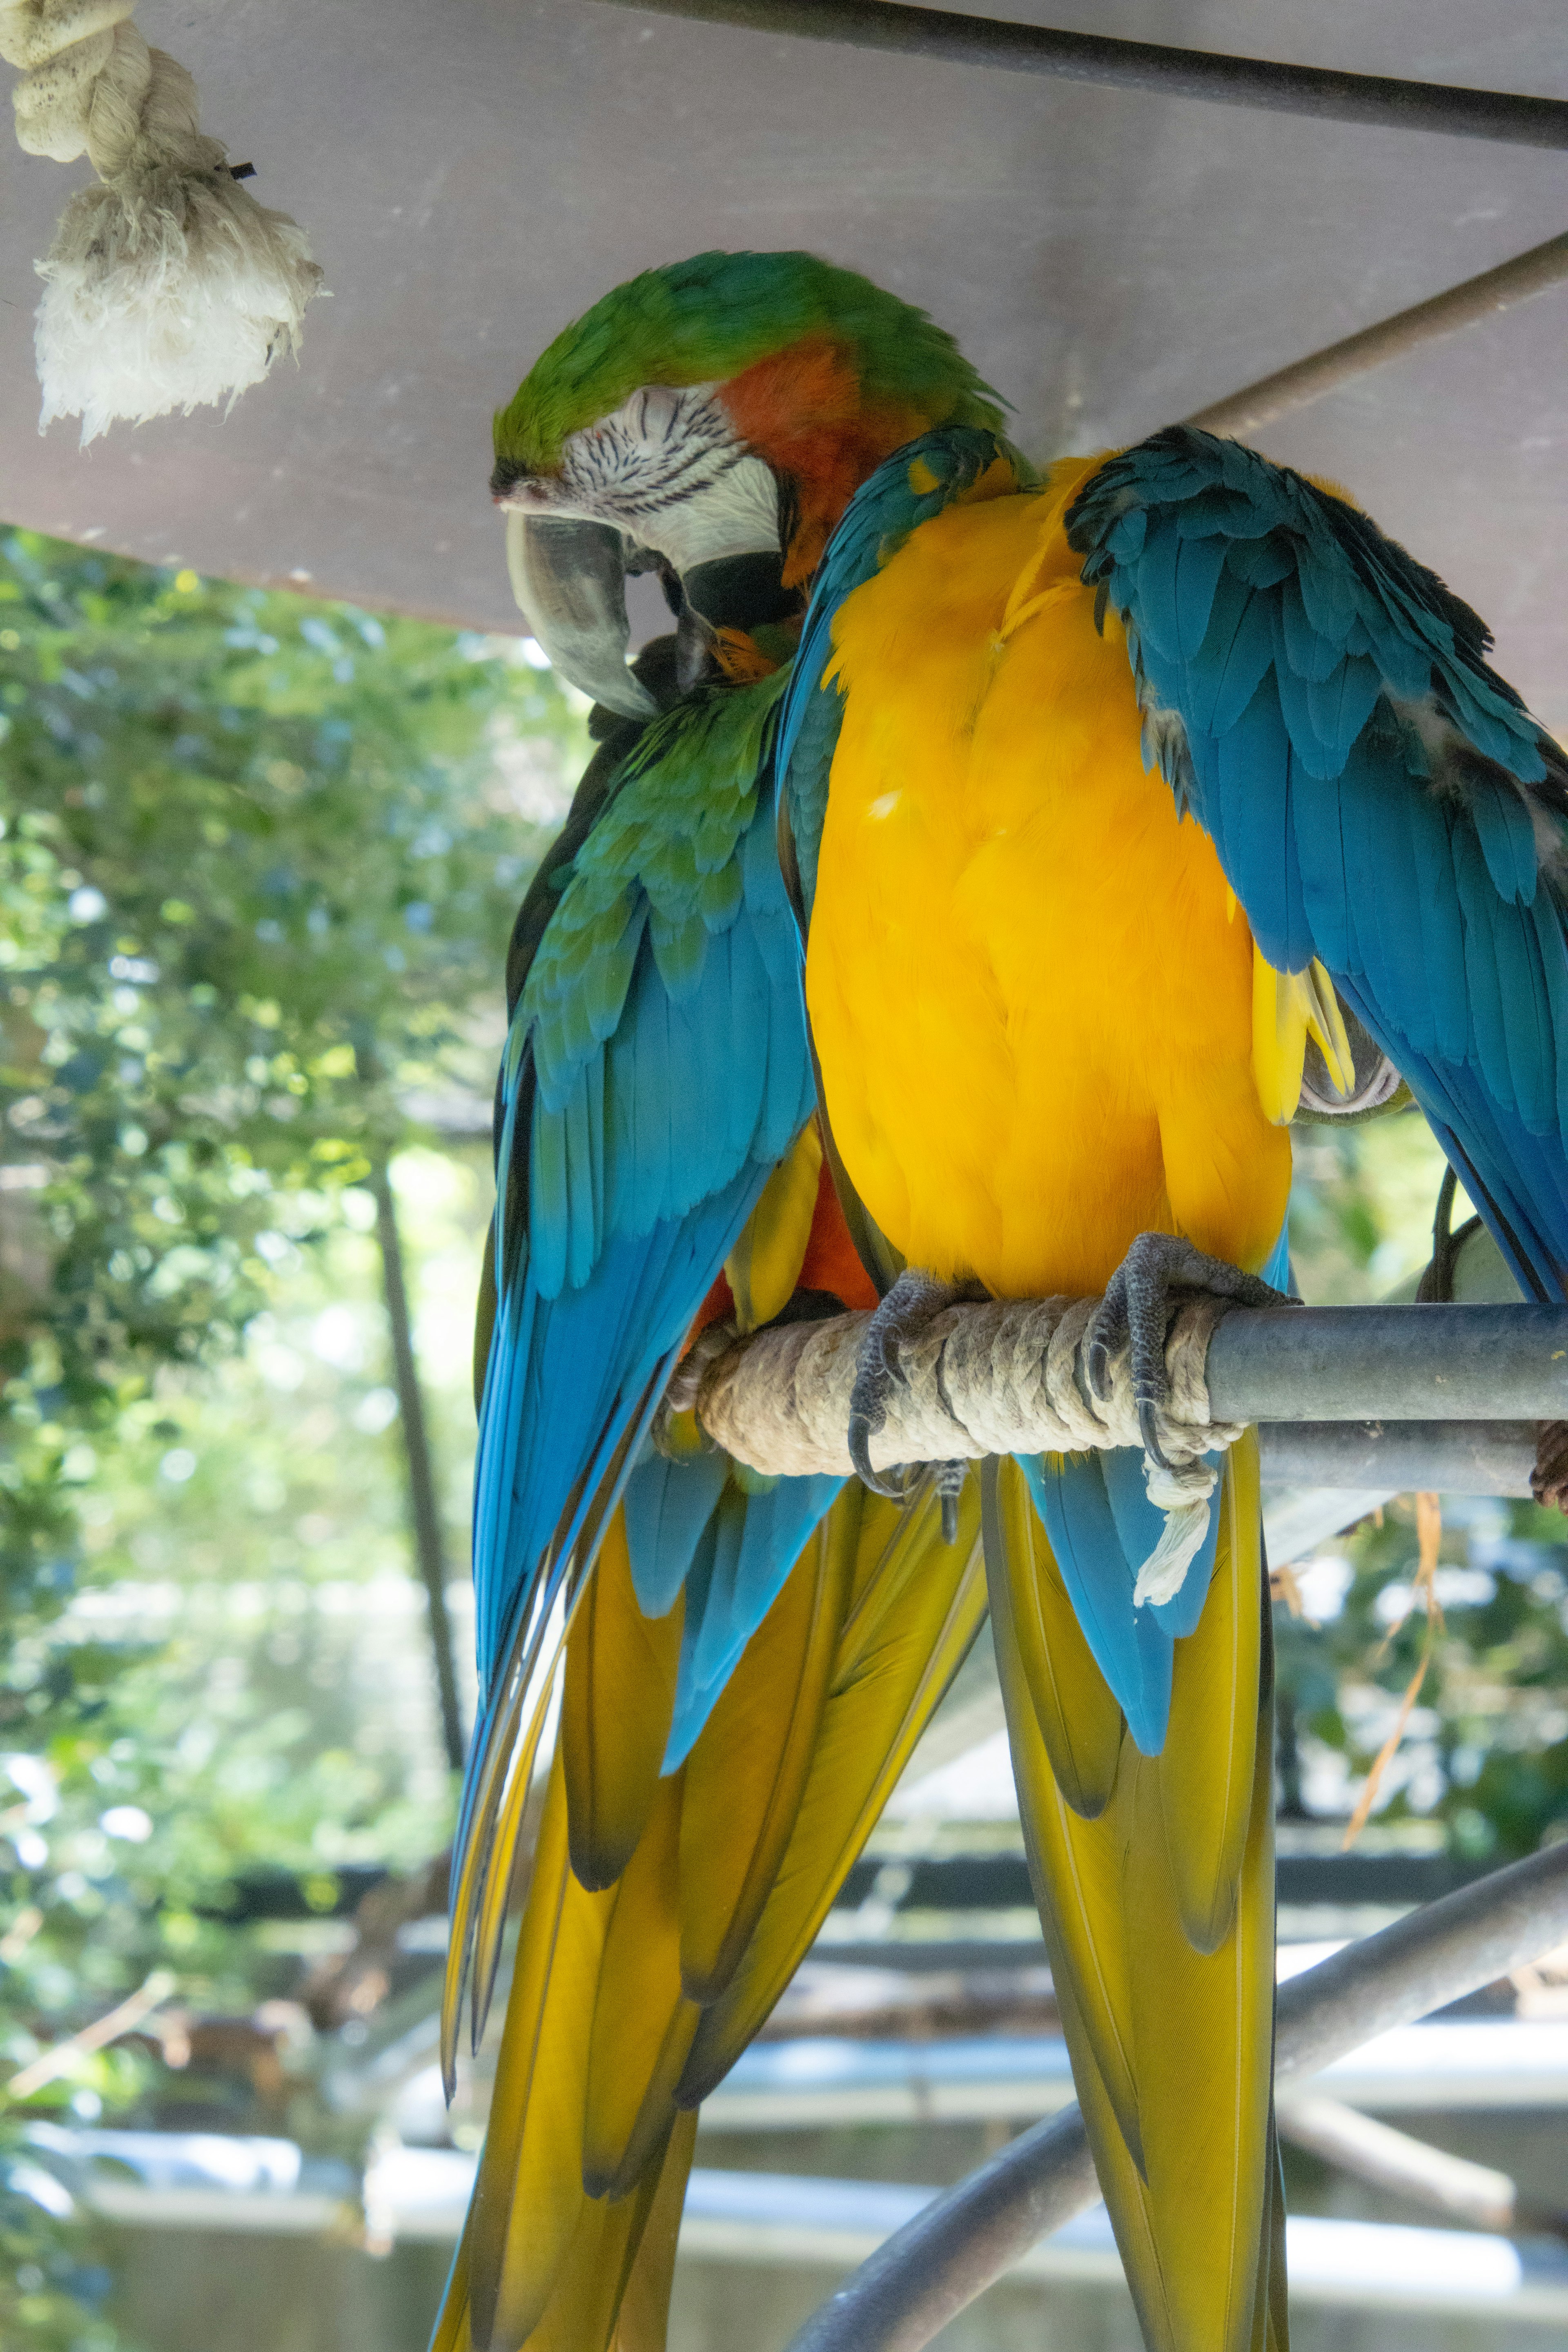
[1066,424,1568,1305]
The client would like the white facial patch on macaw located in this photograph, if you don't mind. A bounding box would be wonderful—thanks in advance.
[504,384,782,575]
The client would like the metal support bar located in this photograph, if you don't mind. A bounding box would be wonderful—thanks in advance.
[592,0,1568,151]
[1186,232,1568,440]
[783,1840,1568,2352]
[1207,1303,1568,1424]
[1257,1418,1538,1494]
[1276,2094,1518,2234]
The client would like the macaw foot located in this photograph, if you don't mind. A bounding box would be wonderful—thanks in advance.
[1533,1422,1568,1516]
[847,1268,972,1539]
[1085,1233,1293,1469]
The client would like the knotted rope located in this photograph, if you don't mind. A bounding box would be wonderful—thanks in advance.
[0,0,322,439]
[687,1292,1249,1607]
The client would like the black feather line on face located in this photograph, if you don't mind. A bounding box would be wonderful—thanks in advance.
[559,390,747,529]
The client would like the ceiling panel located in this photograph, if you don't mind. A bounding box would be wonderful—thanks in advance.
[0,0,1562,718]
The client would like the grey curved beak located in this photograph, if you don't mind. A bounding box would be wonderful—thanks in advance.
[504,512,657,722]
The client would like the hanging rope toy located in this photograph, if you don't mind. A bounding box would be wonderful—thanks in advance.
[1,0,323,441]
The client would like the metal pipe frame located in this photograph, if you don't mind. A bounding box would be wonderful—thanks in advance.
[784,1840,1568,2352]
[591,0,1568,150]
[1206,1303,1568,1423]
[1185,232,1568,440]
[1257,1418,1537,1494]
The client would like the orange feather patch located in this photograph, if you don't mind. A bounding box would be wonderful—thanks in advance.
[721,336,928,587]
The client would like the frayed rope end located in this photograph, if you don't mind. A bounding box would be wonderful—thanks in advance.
[35,166,324,444]
[1132,1496,1213,1608]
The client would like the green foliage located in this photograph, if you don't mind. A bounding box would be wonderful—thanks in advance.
[1283,1109,1568,1858]
[0,530,581,2343]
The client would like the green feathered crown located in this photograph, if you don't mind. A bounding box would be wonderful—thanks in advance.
[493,249,1005,471]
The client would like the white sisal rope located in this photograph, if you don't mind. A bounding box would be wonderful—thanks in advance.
[0,0,323,439]
[690,1292,1249,1608]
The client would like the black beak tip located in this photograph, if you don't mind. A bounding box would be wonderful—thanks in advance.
[490,460,528,503]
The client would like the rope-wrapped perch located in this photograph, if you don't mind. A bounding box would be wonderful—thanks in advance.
[0,0,322,438]
[673,1292,1246,1606]
[670,1293,1568,1600]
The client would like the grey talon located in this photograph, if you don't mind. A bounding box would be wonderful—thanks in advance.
[935,1459,966,1546]
[848,1408,904,1500]
[1138,1399,1172,1471]
[1095,1229,1294,1453]
[846,1267,967,1500]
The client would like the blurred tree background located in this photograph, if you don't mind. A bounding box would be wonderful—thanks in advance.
[0,529,582,2345]
[1283,1120,1568,1869]
[1,526,1566,2348]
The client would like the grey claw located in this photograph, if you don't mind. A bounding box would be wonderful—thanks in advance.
[849,1406,905,1500]
[846,1269,968,1503]
[935,1459,966,1546]
[1138,1398,1172,1471]
[1087,1337,1112,1402]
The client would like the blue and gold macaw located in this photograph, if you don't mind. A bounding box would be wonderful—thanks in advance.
[437,248,1568,2352]
[435,254,1002,2352]
[774,419,1568,2349]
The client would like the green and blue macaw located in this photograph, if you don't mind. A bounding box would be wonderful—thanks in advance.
[436,254,1000,2352]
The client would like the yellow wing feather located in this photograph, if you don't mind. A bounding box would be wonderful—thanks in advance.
[562,1509,684,1892]
[722,1120,823,1332]
[582,1768,701,2198]
[611,2112,697,2352]
[436,1475,984,2352]
[679,1476,986,2103]
[678,1501,851,2000]
[1251,946,1356,1125]
[468,1757,613,2352]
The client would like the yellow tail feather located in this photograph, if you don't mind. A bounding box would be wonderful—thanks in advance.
[583,1769,701,2198]
[1054,1970,1177,2352]
[562,1510,684,1892]
[678,1501,850,2000]
[982,1456,1122,1817]
[679,1474,986,2101]
[991,1445,1279,2352]
[1157,1432,1261,1953]
[437,1473,984,2352]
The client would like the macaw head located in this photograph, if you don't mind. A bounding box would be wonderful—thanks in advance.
[490,249,1004,716]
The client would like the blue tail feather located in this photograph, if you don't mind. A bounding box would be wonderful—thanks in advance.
[1020,1450,1174,1755]
[662,1470,844,1770]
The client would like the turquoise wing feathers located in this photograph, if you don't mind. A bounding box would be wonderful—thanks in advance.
[456,673,831,2029]
[1065,424,1568,1303]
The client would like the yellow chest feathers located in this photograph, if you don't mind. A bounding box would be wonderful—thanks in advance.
[804,467,1302,1298]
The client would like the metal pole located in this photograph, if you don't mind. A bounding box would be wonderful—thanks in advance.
[369,1158,467,1775]
[1206,1303,1568,1424]
[591,0,1568,151]
[1275,2095,1518,2234]
[784,1840,1568,2352]
[1256,1418,1538,1494]
[1186,232,1568,440]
